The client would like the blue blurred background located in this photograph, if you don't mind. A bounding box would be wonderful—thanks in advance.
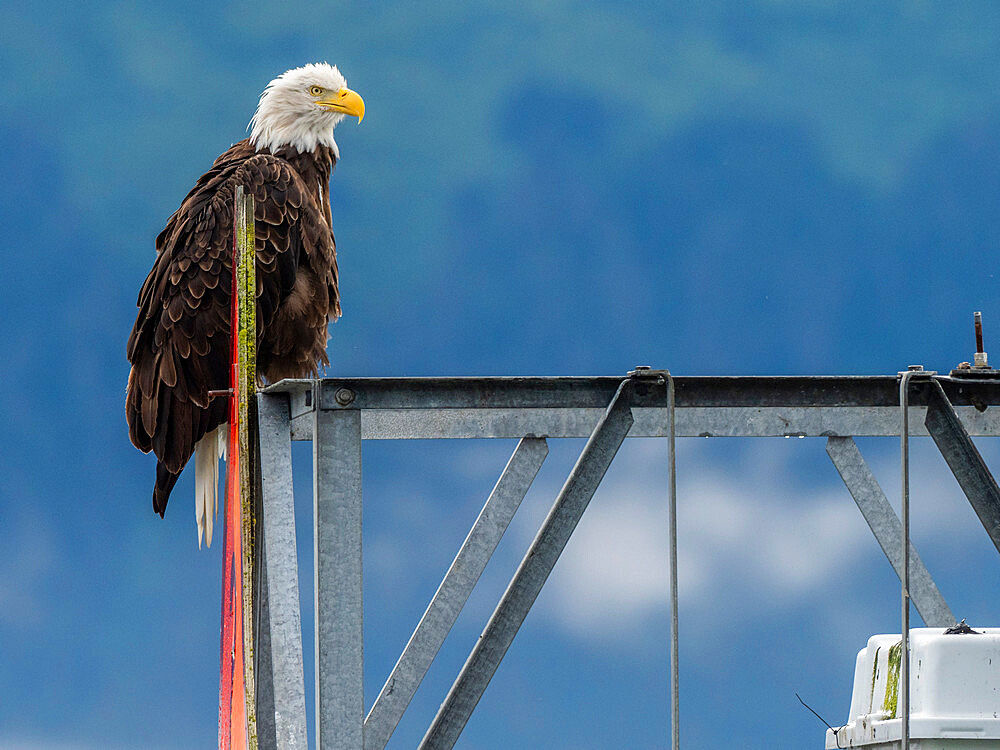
[3,2,1000,747]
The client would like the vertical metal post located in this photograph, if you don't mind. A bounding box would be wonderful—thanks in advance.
[666,373,679,750]
[419,379,635,750]
[314,391,364,750]
[899,371,915,748]
[256,552,276,750]
[257,392,308,749]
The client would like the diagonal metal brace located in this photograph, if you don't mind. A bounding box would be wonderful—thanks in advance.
[418,378,636,750]
[826,436,954,627]
[924,378,1000,555]
[364,437,549,750]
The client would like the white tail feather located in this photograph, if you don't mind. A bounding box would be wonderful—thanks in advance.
[195,423,227,548]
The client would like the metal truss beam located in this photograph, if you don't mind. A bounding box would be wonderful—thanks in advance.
[293,405,1000,440]
[265,377,1000,441]
[252,371,1000,749]
[266,375,1000,411]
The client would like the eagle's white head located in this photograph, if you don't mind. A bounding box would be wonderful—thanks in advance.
[249,62,365,158]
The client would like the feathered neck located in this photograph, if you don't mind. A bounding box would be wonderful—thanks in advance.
[248,94,343,159]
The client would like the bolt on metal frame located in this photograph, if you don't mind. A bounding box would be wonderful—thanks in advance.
[251,371,1000,750]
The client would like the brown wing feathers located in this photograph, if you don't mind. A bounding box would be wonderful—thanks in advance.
[126,141,338,516]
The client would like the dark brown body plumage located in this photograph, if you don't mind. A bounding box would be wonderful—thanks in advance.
[126,139,340,515]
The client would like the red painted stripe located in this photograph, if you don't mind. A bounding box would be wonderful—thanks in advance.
[219,420,236,750]
[220,203,247,749]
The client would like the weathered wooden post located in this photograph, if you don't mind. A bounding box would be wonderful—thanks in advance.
[222,184,258,750]
[236,184,259,749]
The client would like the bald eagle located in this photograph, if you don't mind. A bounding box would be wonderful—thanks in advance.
[126,63,364,547]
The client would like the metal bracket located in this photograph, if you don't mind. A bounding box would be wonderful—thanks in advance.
[628,365,669,380]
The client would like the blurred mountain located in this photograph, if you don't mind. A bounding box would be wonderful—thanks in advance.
[2,2,1000,747]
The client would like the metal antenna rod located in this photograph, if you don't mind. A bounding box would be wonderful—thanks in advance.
[899,367,919,749]
[667,372,679,750]
[975,312,989,368]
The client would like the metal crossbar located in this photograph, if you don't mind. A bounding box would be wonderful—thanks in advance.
[252,371,1000,750]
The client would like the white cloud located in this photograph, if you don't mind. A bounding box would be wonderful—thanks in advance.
[530,438,991,640]
[0,506,57,629]
[531,441,866,637]
[362,436,998,646]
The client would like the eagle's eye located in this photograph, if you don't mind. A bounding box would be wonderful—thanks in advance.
[309,86,324,97]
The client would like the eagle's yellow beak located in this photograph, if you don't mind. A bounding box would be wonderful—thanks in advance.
[317,88,365,122]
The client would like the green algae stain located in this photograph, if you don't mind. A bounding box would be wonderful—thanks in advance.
[884,641,902,718]
[869,646,881,712]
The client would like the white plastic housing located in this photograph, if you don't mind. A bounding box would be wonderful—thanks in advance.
[826,628,1000,749]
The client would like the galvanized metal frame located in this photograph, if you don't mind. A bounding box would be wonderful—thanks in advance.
[253,372,1000,750]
